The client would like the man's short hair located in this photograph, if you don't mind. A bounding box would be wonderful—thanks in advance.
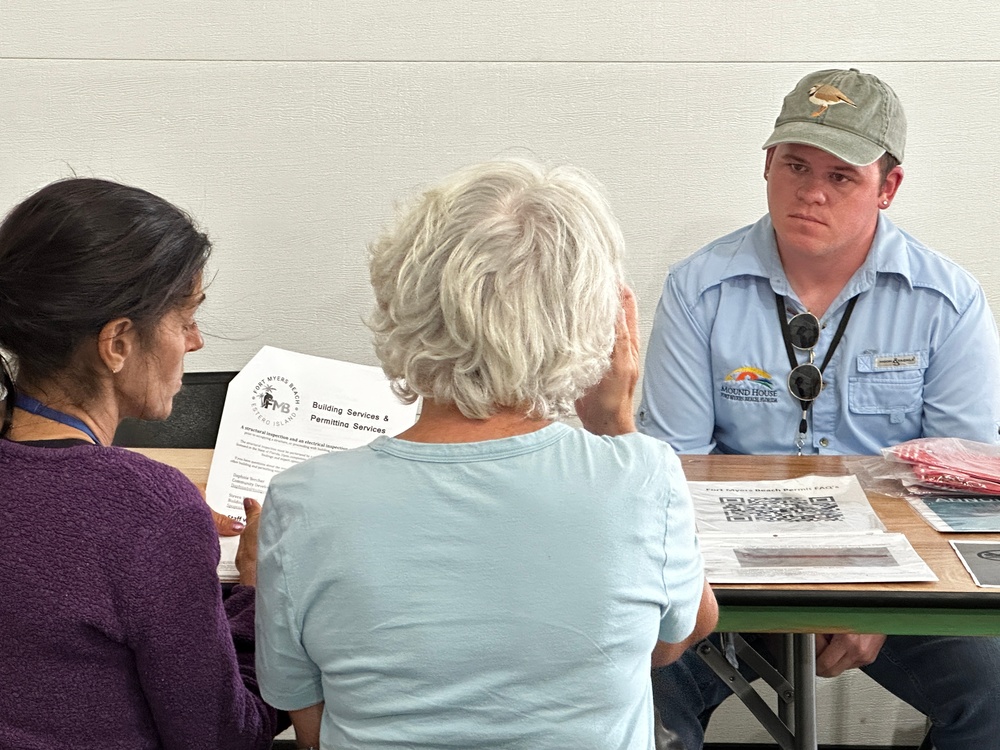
[879,152,901,184]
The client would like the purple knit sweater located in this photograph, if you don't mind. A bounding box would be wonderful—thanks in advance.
[0,439,277,749]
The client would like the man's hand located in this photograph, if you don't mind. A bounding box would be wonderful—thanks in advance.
[814,633,887,677]
[575,285,640,436]
[234,497,262,587]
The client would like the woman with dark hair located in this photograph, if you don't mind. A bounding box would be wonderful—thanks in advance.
[0,178,278,749]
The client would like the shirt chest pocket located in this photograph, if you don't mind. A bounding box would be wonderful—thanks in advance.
[848,351,927,424]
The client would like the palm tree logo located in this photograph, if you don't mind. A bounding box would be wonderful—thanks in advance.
[259,384,276,409]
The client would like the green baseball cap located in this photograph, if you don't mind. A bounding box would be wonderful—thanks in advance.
[762,68,906,166]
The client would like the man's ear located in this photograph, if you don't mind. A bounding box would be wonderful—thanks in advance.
[97,318,137,375]
[878,165,904,209]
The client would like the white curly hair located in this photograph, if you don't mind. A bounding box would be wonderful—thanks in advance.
[368,158,625,420]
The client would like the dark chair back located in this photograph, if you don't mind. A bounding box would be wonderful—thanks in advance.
[113,371,237,448]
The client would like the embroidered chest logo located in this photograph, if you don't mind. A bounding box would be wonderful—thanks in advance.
[720,367,779,404]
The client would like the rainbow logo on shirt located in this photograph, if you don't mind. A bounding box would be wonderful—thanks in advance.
[721,367,779,404]
[724,367,774,389]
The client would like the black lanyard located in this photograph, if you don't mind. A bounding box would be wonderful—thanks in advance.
[776,293,858,452]
[14,392,102,446]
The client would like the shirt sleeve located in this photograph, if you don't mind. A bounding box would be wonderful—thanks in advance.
[921,286,1000,444]
[121,497,276,750]
[655,447,708,643]
[639,272,718,454]
[255,482,325,711]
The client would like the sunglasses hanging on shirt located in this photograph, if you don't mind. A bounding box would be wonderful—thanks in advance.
[776,293,858,455]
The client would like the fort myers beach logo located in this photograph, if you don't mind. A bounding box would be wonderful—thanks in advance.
[720,367,778,404]
[251,375,301,427]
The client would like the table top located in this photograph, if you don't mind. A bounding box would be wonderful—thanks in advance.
[681,454,1000,635]
[130,447,213,490]
[134,447,1000,635]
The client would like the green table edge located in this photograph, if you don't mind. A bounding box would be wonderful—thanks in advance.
[718,605,1000,636]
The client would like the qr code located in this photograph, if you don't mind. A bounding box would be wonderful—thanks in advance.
[719,495,844,523]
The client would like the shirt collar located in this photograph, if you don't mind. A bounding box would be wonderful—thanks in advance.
[713,215,781,287]
[718,212,914,301]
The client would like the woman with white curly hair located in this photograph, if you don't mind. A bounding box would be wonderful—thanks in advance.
[255,159,717,749]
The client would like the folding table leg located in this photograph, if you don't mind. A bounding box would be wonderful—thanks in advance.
[777,633,795,731]
[694,639,795,750]
[792,633,818,750]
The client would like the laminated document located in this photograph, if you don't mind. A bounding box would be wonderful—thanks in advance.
[689,475,936,584]
[906,495,1000,533]
[205,346,418,580]
[951,541,1000,587]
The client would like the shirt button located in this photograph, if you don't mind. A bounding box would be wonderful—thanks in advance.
[819,437,829,447]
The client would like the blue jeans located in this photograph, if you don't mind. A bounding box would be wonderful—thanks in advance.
[651,633,1000,750]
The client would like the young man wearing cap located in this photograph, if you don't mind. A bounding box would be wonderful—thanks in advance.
[639,69,1000,748]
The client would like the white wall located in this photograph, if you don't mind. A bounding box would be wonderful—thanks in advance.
[3,1,996,744]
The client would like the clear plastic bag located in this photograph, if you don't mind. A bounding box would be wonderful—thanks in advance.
[856,438,1000,498]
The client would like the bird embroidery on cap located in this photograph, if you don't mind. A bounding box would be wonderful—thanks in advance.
[807,84,857,117]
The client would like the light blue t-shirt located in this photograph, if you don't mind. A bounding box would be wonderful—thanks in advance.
[256,422,704,749]
[639,213,1000,455]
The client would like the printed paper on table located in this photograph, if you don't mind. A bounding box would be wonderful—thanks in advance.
[906,495,1000,533]
[689,475,936,584]
[951,541,1000,588]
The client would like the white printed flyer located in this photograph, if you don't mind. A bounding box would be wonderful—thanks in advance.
[688,475,936,584]
[206,346,419,580]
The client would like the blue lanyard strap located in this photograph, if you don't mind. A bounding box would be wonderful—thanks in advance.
[13,393,103,446]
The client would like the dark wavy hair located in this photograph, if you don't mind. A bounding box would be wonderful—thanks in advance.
[0,178,211,437]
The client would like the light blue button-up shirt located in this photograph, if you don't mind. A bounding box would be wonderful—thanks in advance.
[638,213,1000,455]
